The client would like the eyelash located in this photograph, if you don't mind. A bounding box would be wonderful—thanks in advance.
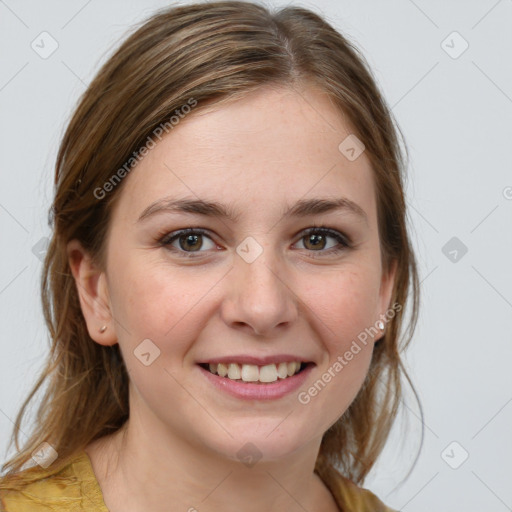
[157,225,352,259]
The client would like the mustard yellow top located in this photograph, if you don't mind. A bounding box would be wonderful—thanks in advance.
[0,450,396,511]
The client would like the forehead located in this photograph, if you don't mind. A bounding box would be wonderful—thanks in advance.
[112,85,377,226]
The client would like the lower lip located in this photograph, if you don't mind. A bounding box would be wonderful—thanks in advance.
[197,364,315,401]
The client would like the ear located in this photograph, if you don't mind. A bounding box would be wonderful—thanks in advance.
[377,258,398,340]
[67,239,117,346]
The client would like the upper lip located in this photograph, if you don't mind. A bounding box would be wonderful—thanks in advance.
[197,354,314,366]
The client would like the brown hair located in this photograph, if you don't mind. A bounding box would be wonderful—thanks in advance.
[1,0,421,488]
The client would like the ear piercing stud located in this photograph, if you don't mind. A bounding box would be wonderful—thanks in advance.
[377,321,385,331]
[99,325,107,333]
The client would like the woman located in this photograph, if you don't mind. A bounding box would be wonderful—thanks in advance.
[0,1,420,511]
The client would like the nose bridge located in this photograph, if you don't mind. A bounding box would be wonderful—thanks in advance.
[239,246,282,295]
[236,235,287,303]
[221,234,298,335]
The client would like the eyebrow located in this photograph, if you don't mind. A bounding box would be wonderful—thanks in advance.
[137,196,368,225]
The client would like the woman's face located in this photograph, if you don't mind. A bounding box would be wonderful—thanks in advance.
[80,85,396,462]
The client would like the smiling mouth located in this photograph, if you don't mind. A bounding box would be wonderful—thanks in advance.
[198,361,311,384]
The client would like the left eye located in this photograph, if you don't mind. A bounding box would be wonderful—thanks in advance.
[295,227,348,252]
[158,227,350,258]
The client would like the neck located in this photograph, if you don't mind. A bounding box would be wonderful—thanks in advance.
[87,417,338,512]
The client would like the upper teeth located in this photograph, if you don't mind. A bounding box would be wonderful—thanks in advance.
[207,362,302,383]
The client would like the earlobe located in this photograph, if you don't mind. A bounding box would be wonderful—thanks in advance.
[67,239,117,346]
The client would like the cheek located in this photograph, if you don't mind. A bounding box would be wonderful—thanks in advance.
[295,264,380,415]
[108,257,221,353]
[298,269,378,422]
[301,264,381,346]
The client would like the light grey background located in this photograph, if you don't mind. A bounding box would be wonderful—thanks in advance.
[1,1,511,510]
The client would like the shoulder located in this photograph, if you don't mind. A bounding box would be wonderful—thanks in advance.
[339,478,397,512]
[0,451,108,512]
[316,461,397,512]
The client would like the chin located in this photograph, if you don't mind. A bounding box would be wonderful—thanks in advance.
[201,422,315,465]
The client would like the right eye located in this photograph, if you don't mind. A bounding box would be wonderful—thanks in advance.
[159,228,218,258]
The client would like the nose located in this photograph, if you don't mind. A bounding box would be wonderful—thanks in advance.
[220,247,298,337]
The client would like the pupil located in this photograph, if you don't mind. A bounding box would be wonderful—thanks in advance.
[181,234,201,251]
[307,234,324,250]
